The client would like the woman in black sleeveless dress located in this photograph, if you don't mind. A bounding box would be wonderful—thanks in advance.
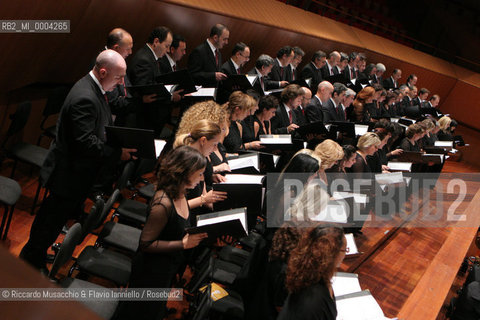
[115,146,208,320]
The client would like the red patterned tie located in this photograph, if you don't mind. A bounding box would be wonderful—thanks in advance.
[288,110,292,124]
[173,64,176,72]
[215,50,219,68]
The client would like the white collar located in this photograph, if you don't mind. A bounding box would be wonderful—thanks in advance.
[284,103,292,115]
[146,43,159,61]
[330,97,337,108]
[276,58,287,68]
[89,71,106,95]
[231,58,240,70]
[166,53,176,69]
[206,38,217,56]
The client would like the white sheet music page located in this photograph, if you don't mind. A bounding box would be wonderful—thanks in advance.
[345,233,359,255]
[154,139,167,158]
[331,272,361,297]
[336,290,390,320]
[196,211,247,232]
[228,154,259,171]
[222,174,264,184]
[246,75,257,86]
[387,161,412,172]
[434,141,453,148]
[259,134,292,144]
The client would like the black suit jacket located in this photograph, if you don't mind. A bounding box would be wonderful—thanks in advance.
[188,41,221,87]
[269,59,292,82]
[383,77,397,90]
[271,105,297,134]
[321,62,337,80]
[128,44,161,86]
[40,74,120,197]
[128,44,171,133]
[305,96,325,123]
[300,62,323,94]
[220,59,239,76]
[343,64,355,81]
[106,75,138,127]
[323,98,342,123]
[158,55,174,74]
[295,107,307,126]
[247,68,279,94]
[412,97,421,107]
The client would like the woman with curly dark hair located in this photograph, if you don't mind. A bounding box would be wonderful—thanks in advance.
[278,224,347,320]
[115,146,208,320]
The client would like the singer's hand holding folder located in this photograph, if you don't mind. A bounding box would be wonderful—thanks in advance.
[186,208,248,242]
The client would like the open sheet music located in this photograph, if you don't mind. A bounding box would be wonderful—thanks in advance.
[227,153,259,172]
[222,174,264,184]
[332,272,362,297]
[336,290,392,320]
[387,161,412,172]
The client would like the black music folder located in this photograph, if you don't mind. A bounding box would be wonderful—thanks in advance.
[213,175,265,229]
[220,74,254,92]
[105,126,156,159]
[186,208,248,242]
[126,83,171,97]
[290,78,311,88]
[421,107,442,118]
[155,69,197,95]
[295,121,329,138]
[325,74,349,86]
[328,121,355,137]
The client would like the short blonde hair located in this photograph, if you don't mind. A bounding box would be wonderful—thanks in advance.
[357,132,381,151]
[314,139,344,170]
[222,91,257,119]
[421,118,435,131]
[438,116,452,131]
[176,101,229,137]
[173,119,221,148]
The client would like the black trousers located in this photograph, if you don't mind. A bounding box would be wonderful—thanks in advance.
[20,192,85,270]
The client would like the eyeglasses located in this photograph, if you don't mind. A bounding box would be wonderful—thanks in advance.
[340,247,350,253]
[239,53,250,60]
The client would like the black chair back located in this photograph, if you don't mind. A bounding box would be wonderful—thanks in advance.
[115,161,136,191]
[42,86,69,118]
[48,223,82,279]
[5,101,31,141]
[80,198,104,240]
[96,189,121,229]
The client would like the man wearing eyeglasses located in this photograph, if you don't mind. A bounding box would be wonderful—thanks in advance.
[221,42,250,76]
